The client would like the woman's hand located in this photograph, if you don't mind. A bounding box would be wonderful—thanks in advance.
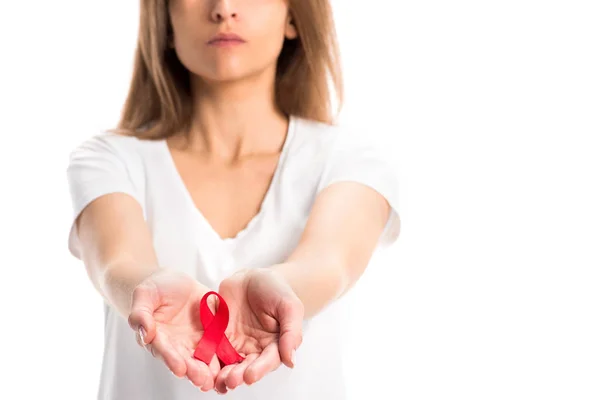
[127,269,221,392]
[213,268,304,394]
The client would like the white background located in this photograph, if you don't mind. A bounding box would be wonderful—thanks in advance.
[0,0,599,399]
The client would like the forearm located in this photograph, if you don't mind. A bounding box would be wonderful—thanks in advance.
[272,183,392,318]
[75,194,162,319]
[88,259,159,318]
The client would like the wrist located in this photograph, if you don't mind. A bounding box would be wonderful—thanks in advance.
[269,259,348,318]
[265,263,297,291]
[102,264,161,317]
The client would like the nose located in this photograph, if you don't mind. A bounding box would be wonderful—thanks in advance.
[211,0,238,22]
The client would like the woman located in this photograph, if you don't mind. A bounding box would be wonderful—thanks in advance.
[66,0,400,399]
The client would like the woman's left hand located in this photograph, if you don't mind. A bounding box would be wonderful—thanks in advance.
[213,268,304,394]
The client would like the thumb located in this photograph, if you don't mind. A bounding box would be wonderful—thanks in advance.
[275,297,304,368]
[128,281,160,346]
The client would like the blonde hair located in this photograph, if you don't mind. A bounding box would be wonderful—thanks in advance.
[112,0,344,139]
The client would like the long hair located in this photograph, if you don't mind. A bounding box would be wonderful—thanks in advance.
[111,0,344,139]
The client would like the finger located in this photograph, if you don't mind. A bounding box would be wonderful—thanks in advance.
[208,354,221,380]
[225,353,259,390]
[244,342,281,385]
[214,364,236,395]
[185,357,211,390]
[275,297,304,368]
[200,370,215,393]
[128,283,159,345]
[200,355,221,392]
[151,331,187,377]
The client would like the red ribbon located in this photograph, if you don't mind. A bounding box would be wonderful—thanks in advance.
[193,291,244,366]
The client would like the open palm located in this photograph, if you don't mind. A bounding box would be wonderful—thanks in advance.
[128,269,221,391]
[213,268,304,394]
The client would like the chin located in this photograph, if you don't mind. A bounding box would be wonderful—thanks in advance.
[205,68,250,83]
[196,63,271,85]
[187,59,245,83]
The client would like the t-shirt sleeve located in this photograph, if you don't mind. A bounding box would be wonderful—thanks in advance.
[316,128,401,247]
[66,134,144,259]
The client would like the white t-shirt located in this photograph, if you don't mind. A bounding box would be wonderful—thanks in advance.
[66,115,400,400]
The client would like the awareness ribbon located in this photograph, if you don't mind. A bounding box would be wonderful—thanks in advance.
[193,291,244,365]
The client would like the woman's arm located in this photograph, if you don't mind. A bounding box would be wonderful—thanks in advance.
[67,136,221,387]
[75,193,221,386]
[271,181,394,318]
[211,180,395,389]
[75,192,160,318]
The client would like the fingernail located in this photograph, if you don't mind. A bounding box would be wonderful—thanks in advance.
[291,349,297,367]
[138,326,147,345]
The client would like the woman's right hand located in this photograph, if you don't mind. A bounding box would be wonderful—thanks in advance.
[127,269,221,392]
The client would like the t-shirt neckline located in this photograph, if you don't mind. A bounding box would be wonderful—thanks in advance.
[160,115,298,246]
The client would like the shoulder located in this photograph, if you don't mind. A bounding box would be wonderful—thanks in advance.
[66,131,156,213]
[66,132,163,196]
[288,115,396,190]
[69,131,143,158]
[291,116,350,153]
[291,116,380,160]
[68,131,161,169]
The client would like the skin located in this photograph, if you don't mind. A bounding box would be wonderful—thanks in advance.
[74,0,392,395]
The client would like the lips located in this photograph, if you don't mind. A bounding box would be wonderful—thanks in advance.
[207,33,246,45]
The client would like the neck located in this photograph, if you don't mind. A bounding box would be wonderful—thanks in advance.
[182,68,288,161]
